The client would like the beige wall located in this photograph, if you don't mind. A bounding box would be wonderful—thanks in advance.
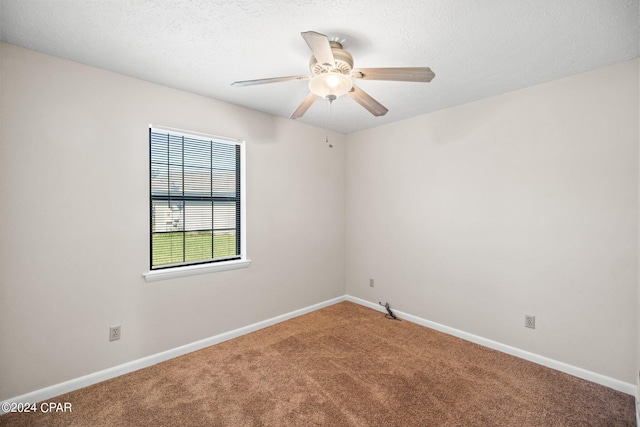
[346,59,639,384]
[0,43,346,400]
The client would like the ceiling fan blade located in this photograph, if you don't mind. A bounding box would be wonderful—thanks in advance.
[301,31,335,68]
[348,84,388,117]
[231,75,310,87]
[351,67,435,82]
[290,92,318,119]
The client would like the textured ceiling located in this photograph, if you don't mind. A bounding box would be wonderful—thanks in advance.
[1,0,638,134]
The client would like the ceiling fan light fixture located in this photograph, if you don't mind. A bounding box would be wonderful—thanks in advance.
[308,72,352,101]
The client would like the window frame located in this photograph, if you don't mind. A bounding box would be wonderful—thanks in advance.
[143,125,250,282]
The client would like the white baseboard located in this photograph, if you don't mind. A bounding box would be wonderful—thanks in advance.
[2,293,634,415]
[636,380,639,426]
[0,295,346,414]
[346,295,635,396]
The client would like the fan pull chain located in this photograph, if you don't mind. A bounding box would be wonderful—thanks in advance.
[326,99,333,148]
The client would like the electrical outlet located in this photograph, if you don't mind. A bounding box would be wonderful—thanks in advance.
[109,325,121,341]
[525,315,535,329]
[369,278,375,288]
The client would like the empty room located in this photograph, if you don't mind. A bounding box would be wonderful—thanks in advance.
[1,0,639,425]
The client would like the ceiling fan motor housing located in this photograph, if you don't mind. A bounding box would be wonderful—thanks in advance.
[309,41,353,75]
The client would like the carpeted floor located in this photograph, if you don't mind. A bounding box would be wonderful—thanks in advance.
[1,301,635,426]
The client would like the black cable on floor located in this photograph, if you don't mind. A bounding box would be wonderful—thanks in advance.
[379,302,401,321]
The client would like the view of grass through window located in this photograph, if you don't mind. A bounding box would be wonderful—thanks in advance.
[152,232,237,266]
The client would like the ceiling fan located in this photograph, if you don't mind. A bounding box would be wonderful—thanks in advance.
[231,31,435,119]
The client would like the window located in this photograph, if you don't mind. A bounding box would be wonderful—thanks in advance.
[147,126,247,276]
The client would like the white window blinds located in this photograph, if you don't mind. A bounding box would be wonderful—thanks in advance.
[150,128,242,269]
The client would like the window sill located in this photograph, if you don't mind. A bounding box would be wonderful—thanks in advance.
[143,259,251,282]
